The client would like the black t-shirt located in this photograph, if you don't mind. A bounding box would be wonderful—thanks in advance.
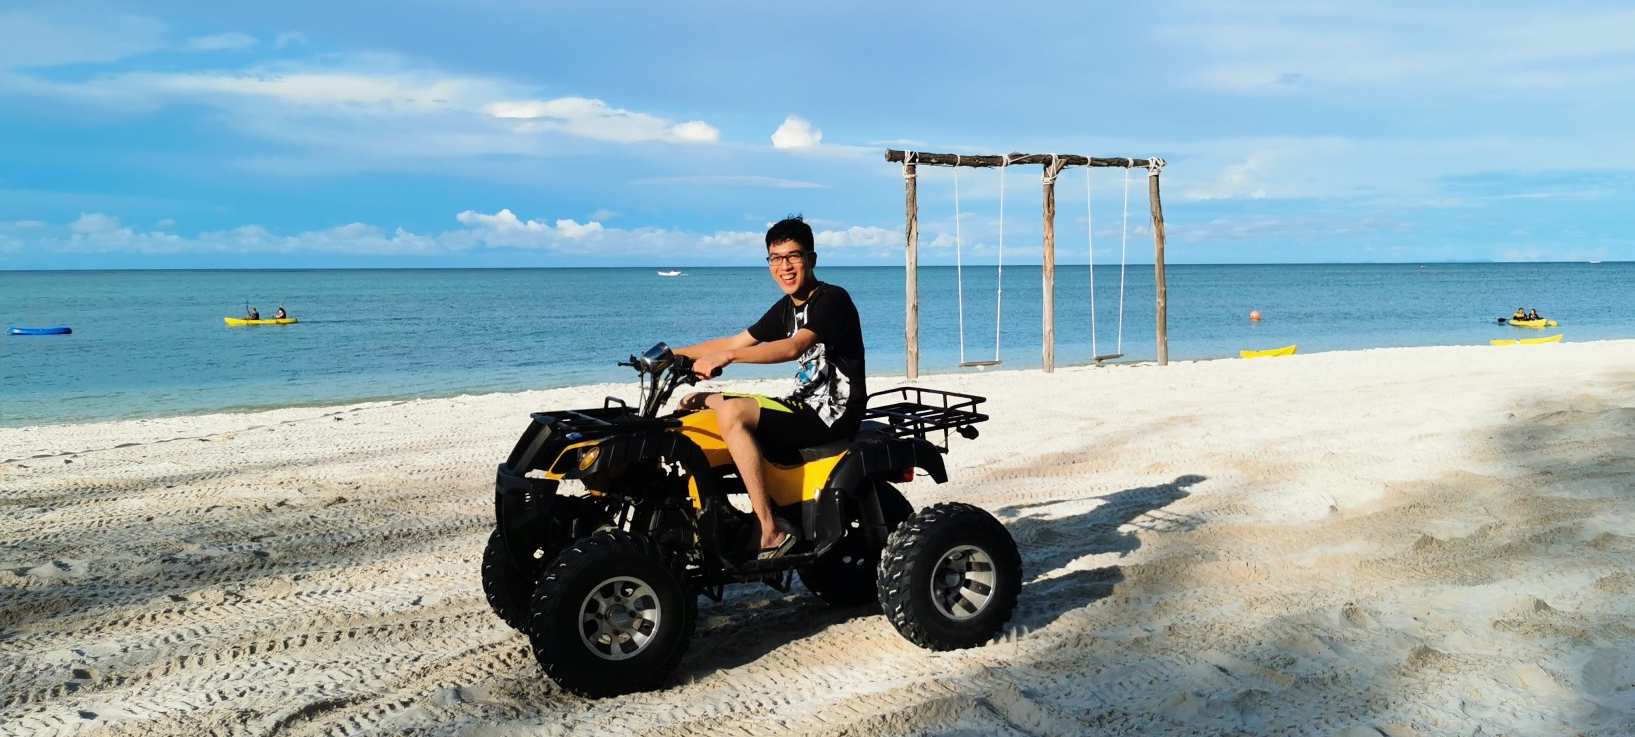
[747,281,866,434]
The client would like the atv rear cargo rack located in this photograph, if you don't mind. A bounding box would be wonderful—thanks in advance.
[863,386,989,450]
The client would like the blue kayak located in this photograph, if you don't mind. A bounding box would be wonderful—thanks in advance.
[9,326,72,336]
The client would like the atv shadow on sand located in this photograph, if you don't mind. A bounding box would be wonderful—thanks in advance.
[999,474,1206,630]
[674,590,882,682]
[655,475,1207,687]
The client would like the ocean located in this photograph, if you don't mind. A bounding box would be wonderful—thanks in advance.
[3,263,1632,427]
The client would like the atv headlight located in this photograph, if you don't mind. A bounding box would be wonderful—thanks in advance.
[576,446,601,471]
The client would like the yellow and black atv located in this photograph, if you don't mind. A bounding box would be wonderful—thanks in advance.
[482,343,1020,697]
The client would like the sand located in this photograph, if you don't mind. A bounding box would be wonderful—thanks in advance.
[4,340,1635,737]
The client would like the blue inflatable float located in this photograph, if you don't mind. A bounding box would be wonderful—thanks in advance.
[8,326,72,336]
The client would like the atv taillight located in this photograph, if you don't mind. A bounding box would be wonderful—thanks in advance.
[897,467,915,483]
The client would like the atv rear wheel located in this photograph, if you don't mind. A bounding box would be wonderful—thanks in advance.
[527,530,694,697]
[799,482,913,606]
[483,495,603,632]
[878,502,1021,650]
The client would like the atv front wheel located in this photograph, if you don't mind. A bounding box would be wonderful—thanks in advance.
[527,531,695,697]
[799,482,913,606]
[877,502,1021,650]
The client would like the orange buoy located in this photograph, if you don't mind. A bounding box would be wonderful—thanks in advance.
[1249,310,1262,321]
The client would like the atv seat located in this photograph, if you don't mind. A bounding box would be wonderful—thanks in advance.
[762,436,852,466]
[760,422,890,467]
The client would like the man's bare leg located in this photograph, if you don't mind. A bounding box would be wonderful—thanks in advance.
[704,394,784,550]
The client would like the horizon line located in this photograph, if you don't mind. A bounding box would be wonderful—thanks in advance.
[1,260,1625,273]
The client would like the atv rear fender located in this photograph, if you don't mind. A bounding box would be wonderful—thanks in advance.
[808,435,947,555]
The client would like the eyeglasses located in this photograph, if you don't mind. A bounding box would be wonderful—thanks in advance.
[766,252,811,266]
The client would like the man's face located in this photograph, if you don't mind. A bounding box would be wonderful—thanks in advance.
[766,239,812,296]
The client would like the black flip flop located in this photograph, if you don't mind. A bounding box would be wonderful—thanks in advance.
[756,531,798,561]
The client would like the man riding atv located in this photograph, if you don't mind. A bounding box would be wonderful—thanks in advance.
[675,215,863,560]
[481,217,1021,697]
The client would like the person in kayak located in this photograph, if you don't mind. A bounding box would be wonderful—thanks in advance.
[675,216,866,560]
[273,306,288,320]
[1527,308,1541,321]
[1512,307,1528,321]
[246,306,261,320]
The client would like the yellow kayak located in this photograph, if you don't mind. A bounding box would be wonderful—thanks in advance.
[1240,344,1297,359]
[1506,318,1558,328]
[224,317,298,327]
[1491,334,1562,346]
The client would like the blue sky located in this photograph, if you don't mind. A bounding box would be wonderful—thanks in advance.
[3,1,1635,268]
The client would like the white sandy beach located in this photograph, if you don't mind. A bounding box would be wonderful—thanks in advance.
[4,340,1635,737]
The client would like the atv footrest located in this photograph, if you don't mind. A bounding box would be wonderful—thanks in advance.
[719,551,821,578]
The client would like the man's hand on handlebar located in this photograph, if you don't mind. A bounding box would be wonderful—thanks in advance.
[692,352,731,381]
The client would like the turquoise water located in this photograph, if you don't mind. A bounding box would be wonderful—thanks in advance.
[3,263,1633,427]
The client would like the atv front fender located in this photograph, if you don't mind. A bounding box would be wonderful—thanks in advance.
[494,463,564,566]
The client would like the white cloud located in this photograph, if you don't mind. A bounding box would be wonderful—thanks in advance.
[119,68,515,112]
[188,33,258,52]
[1167,6,1635,93]
[0,9,166,69]
[6,56,723,163]
[2,211,895,260]
[70,212,125,235]
[771,115,823,149]
[868,138,927,148]
[59,212,185,252]
[699,230,761,249]
[668,120,720,144]
[456,208,551,232]
[454,208,603,239]
[486,96,719,144]
[274,32,307,49]
[553,219,604,238]
[633,175,827,189]
[816,226,896,247]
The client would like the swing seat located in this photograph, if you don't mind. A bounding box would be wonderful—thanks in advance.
[1092,353,1123,365]
[959,360,1003,369]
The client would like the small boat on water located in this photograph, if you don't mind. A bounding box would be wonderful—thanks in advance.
[9,326,72,336]
[1492,334,1563,346]
[1502,318,1558,329]
[657,270,683,277]
[1240,344,1296,359]
[224,317,299,327]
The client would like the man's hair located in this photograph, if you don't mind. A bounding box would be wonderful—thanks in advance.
[765,215,815,252]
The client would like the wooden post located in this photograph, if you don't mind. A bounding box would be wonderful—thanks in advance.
[1040,157,1066,373]
[904,159,919,380]
[1148,163,1168,366]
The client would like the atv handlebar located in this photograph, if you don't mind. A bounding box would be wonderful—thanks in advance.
[623,342,715,418]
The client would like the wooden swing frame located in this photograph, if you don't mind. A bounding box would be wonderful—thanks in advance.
[887,149,1169,379]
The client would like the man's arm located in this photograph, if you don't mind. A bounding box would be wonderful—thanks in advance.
[692,329,817,377]
[675,330,758,359]
[725,329,817,364]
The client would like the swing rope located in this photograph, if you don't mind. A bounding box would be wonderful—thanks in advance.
[1086,164,1097,360]
[951,154,1006,369]
[994,154,1008,364]
[1117,159,1132,355]
[1085,160,1132,365]
[953,155,965,366]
